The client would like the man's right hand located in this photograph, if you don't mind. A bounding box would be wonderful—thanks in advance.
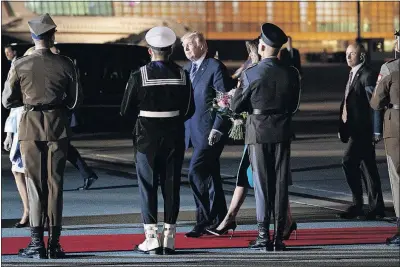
[3,135,12,151]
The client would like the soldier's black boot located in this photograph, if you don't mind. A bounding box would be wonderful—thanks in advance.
[47,226,66,259]
[18,227,46,259]
[248,222,273,251]
[274,219,287,251]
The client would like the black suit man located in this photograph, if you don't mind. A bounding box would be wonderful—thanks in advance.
[182,32,233,238]
[337,43,385,220]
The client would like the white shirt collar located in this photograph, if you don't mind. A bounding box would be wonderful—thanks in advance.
[350,62,363,81]
[193,52,207,68]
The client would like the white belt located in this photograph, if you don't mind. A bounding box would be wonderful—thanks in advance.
[139,110,180,118]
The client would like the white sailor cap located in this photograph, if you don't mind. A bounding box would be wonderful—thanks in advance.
[145,26,176,50]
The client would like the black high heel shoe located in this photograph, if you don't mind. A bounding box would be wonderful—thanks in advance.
[206,221,237,238]
[283,221,297,240]
[15,217,29,228]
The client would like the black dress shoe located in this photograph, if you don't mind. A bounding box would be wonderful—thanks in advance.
[78,174,98,190]
[185,226,205,238]
[364,210,386,220]
[274,239,286,251]
[337,205,364,219]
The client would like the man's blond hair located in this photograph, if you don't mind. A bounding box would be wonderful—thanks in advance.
[181,31,208,51]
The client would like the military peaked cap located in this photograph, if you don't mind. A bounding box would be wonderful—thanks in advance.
[28,13,57,39]
[260,23,288,48]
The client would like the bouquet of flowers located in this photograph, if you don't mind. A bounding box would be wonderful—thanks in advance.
[212,89,247,140]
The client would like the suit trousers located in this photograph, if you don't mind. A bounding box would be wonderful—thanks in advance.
[188,142,227,228]
[67,142,94,180]
[342,137,385,212]
[249,142,291,236]
[385,137,400,217]
[136,136,184,224]
[20,139,68,227]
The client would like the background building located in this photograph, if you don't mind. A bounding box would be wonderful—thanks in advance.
[2,0,399,54]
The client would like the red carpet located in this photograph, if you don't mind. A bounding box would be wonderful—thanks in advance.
[2,227,396,255]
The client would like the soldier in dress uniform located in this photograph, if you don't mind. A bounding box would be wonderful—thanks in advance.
[120,26,195,255]
[370,30,400,246]
[231,23,300,251]
[2,13,82,259]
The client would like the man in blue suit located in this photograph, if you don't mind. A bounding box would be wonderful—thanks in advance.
[181,32,233,237]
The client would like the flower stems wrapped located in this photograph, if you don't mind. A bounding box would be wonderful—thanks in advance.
[211,89,247,140]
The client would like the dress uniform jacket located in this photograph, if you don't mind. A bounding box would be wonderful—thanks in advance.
[120,61,195,154]
[370,58,399,139]
[2,49,82,141]
[231,58,300,144]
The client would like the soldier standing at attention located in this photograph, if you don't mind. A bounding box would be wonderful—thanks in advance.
[2,14,82,259]
[231,23,300,251]
[120,26,195,255]
[370,30,400,246]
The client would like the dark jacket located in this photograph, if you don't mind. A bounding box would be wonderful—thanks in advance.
[120,61,195,153]
[339,64,382,142]
[231,58,300,144]
[184,57,233,149]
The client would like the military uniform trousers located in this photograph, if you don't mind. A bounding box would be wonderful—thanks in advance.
[342,137,385,212]
[385,137,400,217]
[20,139,69,227]
[136,135,185,225]
[249,142,291,235]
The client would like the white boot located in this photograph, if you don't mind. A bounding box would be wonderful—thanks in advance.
[161,223,176,255]
[135,224,161,255]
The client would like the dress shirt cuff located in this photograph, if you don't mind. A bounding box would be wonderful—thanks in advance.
[211,129,223,135]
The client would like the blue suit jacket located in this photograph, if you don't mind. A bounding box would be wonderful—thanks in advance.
[184,57,233,150]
